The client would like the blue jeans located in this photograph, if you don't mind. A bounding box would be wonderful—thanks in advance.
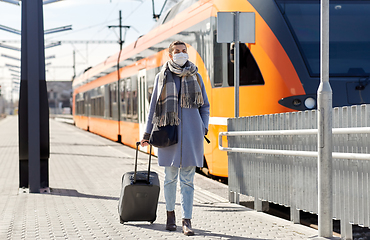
[164,166,196,219]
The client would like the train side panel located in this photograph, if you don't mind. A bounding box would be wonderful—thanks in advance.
[74,115,89,131]
[88,117,119,142]
[120,121,140,149]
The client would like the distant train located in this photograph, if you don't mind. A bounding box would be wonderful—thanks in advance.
[73,0,370,177]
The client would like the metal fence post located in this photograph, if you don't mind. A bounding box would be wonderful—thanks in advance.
[317,0,333,236]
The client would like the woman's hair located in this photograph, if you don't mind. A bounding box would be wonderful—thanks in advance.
[169,40,187,55]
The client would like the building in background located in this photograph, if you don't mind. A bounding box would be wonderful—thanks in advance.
[0,96,5,117]
[47,81,72,115]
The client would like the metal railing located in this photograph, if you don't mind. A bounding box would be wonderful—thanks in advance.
[219,104,370,239]
[219,128,370,160]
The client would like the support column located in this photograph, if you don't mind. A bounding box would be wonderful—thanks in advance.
[19,0,50,193]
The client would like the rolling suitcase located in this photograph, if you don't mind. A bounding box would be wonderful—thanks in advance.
[118,142,160,224]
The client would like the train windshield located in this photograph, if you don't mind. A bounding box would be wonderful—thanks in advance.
[276,0,370,77]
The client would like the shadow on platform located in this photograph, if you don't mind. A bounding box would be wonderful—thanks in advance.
[125,222,258,240]
[51,142,121,147]
[50,151,150,162]
[193,203,253,212]
[50,188,119,201]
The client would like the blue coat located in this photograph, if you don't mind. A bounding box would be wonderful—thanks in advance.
[145,72,210,168]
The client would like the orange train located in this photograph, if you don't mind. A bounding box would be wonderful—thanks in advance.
[73,0,370,177]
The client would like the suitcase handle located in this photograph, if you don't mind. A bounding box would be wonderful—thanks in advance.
[134,142,152,184]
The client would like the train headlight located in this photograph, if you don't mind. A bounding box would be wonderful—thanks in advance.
[304,97,316,109]
[278,94,317,111]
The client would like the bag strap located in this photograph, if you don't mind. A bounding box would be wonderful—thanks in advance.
[195,74,211,144]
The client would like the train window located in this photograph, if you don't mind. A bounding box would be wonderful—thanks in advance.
[90,86,105,117]
[132,77,138,122]
[100,86,105,117]
[83,92,88,116]
[91,98,95,116]
[213,41,226,87]
[112,83,117,103]
[146,69,156,104]
[91,90,96,116]
[75,92,85,115]
[276,0,370,77]
[99,95,104,116]
[227,43,264,86]
[75,94,79,114]
[120,79,127,120]
[109,83,117,118]
[126,78,132,118]
[109,86,112,118]
[118,77,139,123]
[147,84,154,104]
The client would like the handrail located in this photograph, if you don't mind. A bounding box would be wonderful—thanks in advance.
[219,127,370,161]
[220,127,370,136]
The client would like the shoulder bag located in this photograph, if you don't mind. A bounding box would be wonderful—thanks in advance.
[149,124,178,148]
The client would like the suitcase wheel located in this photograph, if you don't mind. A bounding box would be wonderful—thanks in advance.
[120,218,126,224]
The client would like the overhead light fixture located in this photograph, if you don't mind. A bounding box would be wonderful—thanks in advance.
[5,63,20,68]
[45,25,72,35]
[1,54,20,61]
[45,41,61,49]
[45,55,55,60]
[0,0,20,6]
[8,68,20,73]
[0,43,21,51]
[0,24,21,35]
[11,73,20,78]
[43,0,63,4]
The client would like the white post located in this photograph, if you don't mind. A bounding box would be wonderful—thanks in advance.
[318,0,333,237]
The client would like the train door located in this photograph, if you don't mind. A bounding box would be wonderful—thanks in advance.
[138,69,149,151]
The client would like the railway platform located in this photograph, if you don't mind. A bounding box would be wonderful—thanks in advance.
[0,116,337,239]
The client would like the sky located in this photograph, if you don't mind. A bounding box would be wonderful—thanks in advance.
[0,0,176,101]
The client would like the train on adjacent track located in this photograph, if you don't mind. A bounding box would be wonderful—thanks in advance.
[73,0,370,178]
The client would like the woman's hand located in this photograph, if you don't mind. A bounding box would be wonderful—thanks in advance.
[140,139,149,147]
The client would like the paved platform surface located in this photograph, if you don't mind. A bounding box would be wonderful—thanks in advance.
[0,116,335,239]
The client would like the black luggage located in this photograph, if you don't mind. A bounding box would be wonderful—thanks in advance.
[118,142,160,224]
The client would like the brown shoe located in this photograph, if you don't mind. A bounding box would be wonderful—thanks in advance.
[182,218,194,236]
[166,211,176,231]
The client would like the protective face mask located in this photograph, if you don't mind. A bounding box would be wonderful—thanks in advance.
[173,52,189,66]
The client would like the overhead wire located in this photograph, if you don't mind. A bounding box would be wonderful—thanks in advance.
[45,18,117,41]
[85,0,146,63]
[86,0,120,41]
[45,0,152,80]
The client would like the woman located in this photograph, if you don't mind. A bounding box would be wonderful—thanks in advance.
[140,40,210,236]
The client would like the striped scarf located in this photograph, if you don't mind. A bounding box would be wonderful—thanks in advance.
[152,60,204,127]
